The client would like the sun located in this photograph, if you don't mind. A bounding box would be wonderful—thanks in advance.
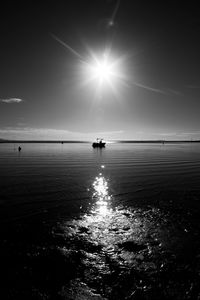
[85,51,121,86]
[50,34,128,97]
[79,48,128,99]
[89,56,113,83]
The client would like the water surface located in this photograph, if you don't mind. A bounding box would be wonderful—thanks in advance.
[0,143,200,299]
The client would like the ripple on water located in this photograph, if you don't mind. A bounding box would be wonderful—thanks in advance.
[51,170,200,299]
[1,143,200,299]
[52,203,176,299]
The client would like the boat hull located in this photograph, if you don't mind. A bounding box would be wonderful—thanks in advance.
[92,142,106,148]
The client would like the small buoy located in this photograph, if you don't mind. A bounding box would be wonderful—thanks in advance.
[18,146,21,152]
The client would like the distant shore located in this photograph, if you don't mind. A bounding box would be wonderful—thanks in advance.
[1,139,200,144]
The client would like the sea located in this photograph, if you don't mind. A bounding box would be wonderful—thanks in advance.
[0,142,200,299]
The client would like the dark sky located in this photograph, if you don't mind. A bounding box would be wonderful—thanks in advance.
[0,1,200,140]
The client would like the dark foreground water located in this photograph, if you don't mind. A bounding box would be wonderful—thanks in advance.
[1,142,200,299]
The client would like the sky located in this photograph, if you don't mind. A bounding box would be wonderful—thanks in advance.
[0,1,200,141]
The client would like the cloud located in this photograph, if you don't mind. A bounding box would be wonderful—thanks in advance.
[0,98,23,103]
[154,132,179,136]
[152,131,200,140]
[1,127,200,141]
[0,127,124,141]
[181,131,200,136]
[96,130,124,135]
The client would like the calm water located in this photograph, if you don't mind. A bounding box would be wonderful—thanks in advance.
[1,143,200,299]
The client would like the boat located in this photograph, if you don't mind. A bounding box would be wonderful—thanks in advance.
[92,138,106,148]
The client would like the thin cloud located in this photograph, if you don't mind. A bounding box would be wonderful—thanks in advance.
[0,127,124,140]
[96,130,124,135]
[0,98,23,103]
[155,132,178,136]
[181,131,200,135]
[154,131,200,139]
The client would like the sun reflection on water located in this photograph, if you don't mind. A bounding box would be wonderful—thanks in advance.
[53,169,187,297]
[91,174,112,217]
[55,166,169,300]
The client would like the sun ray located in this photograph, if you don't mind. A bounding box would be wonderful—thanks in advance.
[79,47,129,100]
[51,33,129,100]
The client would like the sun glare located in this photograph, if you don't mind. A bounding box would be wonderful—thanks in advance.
[89,56,113,83]
[83,50,124,89]
[79,47,128,99]
[51,34,128,99]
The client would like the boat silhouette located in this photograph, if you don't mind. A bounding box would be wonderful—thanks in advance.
[92,138,106,148]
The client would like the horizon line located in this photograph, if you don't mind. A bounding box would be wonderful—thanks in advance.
[1,139,200,144]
